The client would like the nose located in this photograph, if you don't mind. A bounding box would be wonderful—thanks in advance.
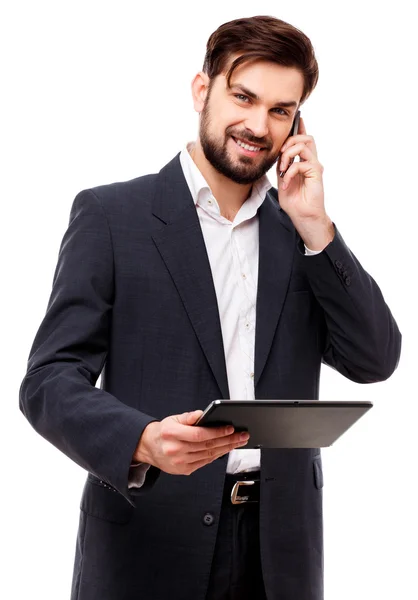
[244,108,269,140]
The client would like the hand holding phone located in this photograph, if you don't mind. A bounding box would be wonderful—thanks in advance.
[279,110,301,178]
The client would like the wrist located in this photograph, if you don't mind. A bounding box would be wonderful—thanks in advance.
[133,421,159,464]
[295,215,334,251]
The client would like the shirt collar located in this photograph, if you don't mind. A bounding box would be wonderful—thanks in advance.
[179,142,272,214]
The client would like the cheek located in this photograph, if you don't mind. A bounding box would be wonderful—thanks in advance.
[274,130,291,151]
[223,108,253,132]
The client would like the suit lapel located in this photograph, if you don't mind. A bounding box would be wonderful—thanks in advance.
[151,154,229,399]
[254,190,296,388]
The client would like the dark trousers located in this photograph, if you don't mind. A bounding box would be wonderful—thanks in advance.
[205,476,267,600]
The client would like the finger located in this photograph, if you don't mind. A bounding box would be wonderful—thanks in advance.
[186,438,249,464]
[185,410,204,426]
[183,431,250,454]
[281,134,317,157]
[166,437,249,475]
[180,423,236,443]
[279,142,315,174]
[174,410,205,427]
[166,417,234,443]
[298,116,307,135]
[280,160,322,190]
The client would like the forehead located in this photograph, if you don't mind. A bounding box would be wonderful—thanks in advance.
[217,58,304,103]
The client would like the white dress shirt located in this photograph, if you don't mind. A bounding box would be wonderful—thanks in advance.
[180,142,270,473]
[128,143,320,487]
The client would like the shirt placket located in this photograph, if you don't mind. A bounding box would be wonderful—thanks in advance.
[231,228,256,400]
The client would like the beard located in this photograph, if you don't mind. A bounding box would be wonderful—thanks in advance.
[199,96,280,185]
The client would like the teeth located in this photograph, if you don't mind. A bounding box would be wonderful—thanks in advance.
[235,138,261,152]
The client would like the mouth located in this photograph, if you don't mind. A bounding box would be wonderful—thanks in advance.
[231,136,267,156]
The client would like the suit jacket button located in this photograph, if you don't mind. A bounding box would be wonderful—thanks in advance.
[203,513,215,526]
[334,260,343,270]
[345,276,351,286]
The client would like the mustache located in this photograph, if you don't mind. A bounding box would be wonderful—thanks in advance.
[228,131,272,150]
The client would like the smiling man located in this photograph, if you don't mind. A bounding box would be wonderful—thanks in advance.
[19,15,401,600]
[197,63,300,184]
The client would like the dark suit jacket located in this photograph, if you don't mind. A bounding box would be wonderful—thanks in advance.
[19,153,401,600]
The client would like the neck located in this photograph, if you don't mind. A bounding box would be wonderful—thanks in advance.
[188,140,253,219]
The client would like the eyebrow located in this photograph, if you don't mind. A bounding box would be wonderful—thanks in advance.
[230,83,298,109]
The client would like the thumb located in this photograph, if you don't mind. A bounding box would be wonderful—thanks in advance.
[176,410,204,426]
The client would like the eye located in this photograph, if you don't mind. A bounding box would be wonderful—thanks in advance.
[234,94,249,102]
[272,108,289,116]
[233,94,289,116]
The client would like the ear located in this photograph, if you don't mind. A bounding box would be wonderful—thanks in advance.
[191,71,211,113]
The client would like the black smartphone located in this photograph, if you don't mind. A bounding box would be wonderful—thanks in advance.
[279,109,301,178]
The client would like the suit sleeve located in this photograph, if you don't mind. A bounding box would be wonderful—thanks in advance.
[301,225,402,383]
[19,189,160,505]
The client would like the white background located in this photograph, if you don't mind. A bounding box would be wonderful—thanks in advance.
[2,1,417,598]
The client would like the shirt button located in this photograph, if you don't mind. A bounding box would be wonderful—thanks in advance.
[245,323,250,329]
[202,513,215,526]
[241,273,247,279]
[250,372,254,378]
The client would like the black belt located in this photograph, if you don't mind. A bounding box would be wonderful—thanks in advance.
[223,472,260,505]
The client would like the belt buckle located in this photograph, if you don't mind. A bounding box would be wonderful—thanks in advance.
[231,480,257,504]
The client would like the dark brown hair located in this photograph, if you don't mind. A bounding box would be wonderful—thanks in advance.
[203,15,319,105]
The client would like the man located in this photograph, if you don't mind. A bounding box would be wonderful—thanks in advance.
[19,15,401,600]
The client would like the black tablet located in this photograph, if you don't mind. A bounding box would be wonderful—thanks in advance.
[194,400,373,448]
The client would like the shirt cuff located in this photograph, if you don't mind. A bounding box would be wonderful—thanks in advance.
[304,245,322,256]
[128,462,152,489]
